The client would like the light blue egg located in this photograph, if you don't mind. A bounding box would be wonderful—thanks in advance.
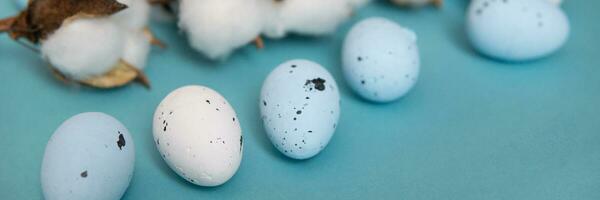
[342,17,420,103]
[13,0,28,10]
[466,0,569,61]
[260,59,340,160]
[41,112,135,200]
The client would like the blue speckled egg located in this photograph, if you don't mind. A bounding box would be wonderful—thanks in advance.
[41,112,135,200]
[342,17,420,103]
[13,0,28,10]
[467,0,569,61]
[260,59,340,160]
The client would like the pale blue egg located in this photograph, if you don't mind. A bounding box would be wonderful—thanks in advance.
[41,112,135,200]
[342,17,420,103]
[13,0,28,10]
[260,59,340,160]
[466,0,569,61]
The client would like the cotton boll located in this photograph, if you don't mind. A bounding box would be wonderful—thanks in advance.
[277,0,353,36]
[259,0,286,39]
[178,0,263,59]
[41,17,125,80]
[122,30,151,70]
[113,0,151,30]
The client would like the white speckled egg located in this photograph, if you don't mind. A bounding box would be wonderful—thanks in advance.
[41,112,135,200]
[466,0,569,61]
[260,59,340,160]
[153,85,243,187]
[342,17,420,103]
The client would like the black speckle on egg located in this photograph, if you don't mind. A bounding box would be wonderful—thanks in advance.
[308,130,313,133]
[312,78,326,91]
[263,100,267,106]
[156,139,160,145]
[117,132,126,150]
[216,108,220,111]
[206,100,211,104]
[357,56,363,62]
[305,97,310,100]
[361,80,366,85]
[293,117,297,121]
[80,170,88,178]
[296,110,302,115]
[240,136,243,152]
[291,64,297,68]
[233,117,236,122]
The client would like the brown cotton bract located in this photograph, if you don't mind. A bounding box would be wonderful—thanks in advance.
[1,0,127,43]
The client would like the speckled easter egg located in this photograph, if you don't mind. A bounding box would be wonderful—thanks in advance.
[41,112,135,200]
[342,17,420,103]
[260,59,340,160]
[153,85,243,187]
[467,0,569,61]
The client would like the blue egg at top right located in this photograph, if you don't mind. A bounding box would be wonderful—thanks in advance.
[342,17,421,103]
[466,0,570,62]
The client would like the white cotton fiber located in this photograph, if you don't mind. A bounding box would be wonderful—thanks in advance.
[122,30,151,70]
[178,0,264,59]
[276,0,353,36]
[41,17,125,80]
[259,0,286,39]
[113,0,151,30]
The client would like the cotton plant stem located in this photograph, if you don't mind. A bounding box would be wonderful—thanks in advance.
[0,16,17,32]
[254,36,265,49]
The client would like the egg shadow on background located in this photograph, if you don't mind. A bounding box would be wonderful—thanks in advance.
[446,0,482,59]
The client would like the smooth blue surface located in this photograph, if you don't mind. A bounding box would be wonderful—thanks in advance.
[1,1,599,199]
[41,112,135,200]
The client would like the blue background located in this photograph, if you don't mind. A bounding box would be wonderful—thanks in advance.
[1,1,599,199]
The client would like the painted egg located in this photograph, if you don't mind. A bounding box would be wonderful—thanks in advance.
[260,59,340,160]
[466,0,569,61]
[342,17,420,103]
[41,112,135,200]
[153,85,243,187]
